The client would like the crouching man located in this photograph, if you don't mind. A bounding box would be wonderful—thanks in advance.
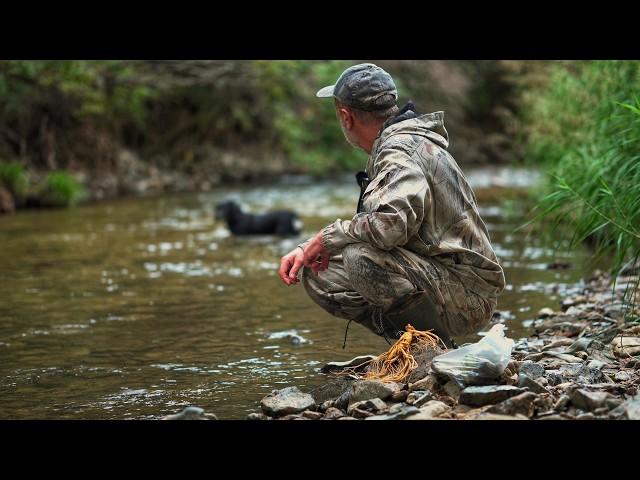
[278,63,506,349]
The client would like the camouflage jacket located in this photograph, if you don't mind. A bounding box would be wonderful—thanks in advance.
[319,110,506,298]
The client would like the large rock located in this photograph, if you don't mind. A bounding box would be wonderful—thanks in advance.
[487,392,538,418]
[570,388,611,412]
[348,380,400,406]
[408,373,439,393]
[261,387,316,417]
[459,385,526,407]
[309,377,355,404]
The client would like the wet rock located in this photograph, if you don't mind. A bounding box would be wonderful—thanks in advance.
[302,410,323,420]
[320,355,376,374]
[260,387,315,417]
[347,398,388,418]
[487,392,538,418]
[348,380,400,405]
[406,390,434,407]
[337,416,358,420]
[518,374,549,394]
[366,404,420,420]
[537,308,555,318]
[570,389,611,412]
[309,377,355,404]
[593,407,610,416]
[519,361,545,380]
[406,400,451,420]
[246,412,268,420]
[615,371,631,383]
[459,385,526,407]
[323,407,345,420]
[162,406,215,420]
[554,395,571,411]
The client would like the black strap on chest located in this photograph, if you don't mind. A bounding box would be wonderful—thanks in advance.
[355,170,370,214]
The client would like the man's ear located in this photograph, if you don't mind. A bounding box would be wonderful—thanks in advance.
[338,107,354,130]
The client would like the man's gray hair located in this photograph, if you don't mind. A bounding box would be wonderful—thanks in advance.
[335,95,399,124]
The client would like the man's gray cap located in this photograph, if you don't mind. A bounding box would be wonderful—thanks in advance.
[316,63,398,112]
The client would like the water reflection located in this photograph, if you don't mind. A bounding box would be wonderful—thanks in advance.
[0,167,596,419]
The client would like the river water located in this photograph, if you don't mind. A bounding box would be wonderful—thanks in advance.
[0,167,595,419]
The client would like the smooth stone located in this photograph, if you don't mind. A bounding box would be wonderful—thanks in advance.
[471,413,527,420]
[487,392,538,418]
[348,380,400,406]
[576,412,596,420]
[570,389,611,412]
[260,387,316,417]
[459,385,526,407]
[301,410,323,420]
[406,400,451,420]
[323,407,345,420]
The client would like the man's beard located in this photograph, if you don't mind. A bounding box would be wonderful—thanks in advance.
[340,119,359,149]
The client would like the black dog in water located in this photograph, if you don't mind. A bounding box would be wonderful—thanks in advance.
[215,200,303,236]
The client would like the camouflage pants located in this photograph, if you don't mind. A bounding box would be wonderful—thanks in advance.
[301,242,497,339]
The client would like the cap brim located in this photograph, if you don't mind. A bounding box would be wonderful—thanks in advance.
[316,85,335,98]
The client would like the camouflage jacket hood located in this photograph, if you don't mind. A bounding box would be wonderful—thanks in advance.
[319,105,506,297]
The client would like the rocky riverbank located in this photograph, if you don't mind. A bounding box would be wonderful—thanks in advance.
[243,267,640,421]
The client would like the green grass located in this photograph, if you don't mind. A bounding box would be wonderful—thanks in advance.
[43,171,85,207]
[0,161,27,196]
[521,61,640,304]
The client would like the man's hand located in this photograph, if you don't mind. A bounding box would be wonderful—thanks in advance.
[278,232,331,286]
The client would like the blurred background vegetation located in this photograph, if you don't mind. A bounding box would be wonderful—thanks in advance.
[0,60,638,276]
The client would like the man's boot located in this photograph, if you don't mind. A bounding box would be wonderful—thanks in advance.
[380,291,457,349]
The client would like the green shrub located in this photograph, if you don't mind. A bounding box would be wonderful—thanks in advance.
[43,171,85,207]
[522,61,640,294]
[0,161,27,196]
